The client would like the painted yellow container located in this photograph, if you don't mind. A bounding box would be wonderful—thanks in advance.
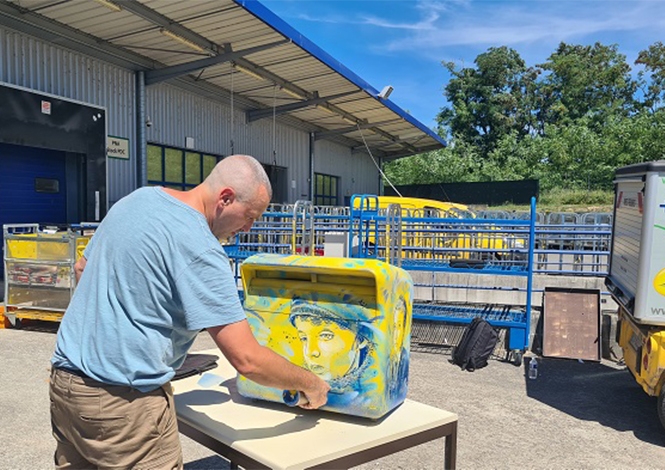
[5,232,90,261]
[237,254,413,419]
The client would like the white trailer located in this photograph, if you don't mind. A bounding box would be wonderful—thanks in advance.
[606,160,665,428]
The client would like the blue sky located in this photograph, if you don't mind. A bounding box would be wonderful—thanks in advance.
[261,0,665,129]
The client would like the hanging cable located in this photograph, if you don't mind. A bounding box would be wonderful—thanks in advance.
[271,84,277,167]
[356,123,402,197]
[230,64,235,155]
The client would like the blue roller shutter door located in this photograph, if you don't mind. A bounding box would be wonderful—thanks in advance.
[0,142,67,279]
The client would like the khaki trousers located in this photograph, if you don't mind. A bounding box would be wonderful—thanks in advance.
[49,368,183,470]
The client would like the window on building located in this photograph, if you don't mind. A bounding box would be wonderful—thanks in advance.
[314,173,339,206]
[147,144,221,190]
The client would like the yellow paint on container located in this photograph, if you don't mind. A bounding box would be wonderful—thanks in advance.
[237,254,413,419]
[5,232,90,260]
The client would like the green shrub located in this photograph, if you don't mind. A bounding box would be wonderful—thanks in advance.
[539,188,614,206]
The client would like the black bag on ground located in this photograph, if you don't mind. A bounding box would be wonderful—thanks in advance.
[173,353,219,381]
[452,317,498,371]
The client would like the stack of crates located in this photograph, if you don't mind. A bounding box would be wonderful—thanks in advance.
[3,224,94,325]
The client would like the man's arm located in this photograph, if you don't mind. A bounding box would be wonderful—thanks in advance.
[74,256,87,283]
[207,320,330,409]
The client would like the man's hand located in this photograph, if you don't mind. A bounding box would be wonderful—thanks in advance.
[74,256,87,283]
[208,321,331,409]
[298,375,331,410]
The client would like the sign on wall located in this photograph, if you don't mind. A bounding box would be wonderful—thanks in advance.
[107,136,130,160]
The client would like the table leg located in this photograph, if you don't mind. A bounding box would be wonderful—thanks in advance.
[177,418,268,469]
[445,420,458,470]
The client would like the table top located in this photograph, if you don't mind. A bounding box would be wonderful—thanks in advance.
[173,349,458,470]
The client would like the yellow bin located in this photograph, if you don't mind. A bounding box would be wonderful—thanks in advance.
[237,254,413,419]
[5,232,91,261]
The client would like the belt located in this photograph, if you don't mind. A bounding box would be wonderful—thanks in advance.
[55,366,90,380]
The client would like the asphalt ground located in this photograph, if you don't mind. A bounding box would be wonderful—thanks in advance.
[1,321,664,470]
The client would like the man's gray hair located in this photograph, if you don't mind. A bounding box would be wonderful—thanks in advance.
[203,154,272,202]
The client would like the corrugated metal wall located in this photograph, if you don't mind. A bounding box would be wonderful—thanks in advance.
[0,24,380,206]
[0,25,136,205]
[146,83,312,200]
[314,139,379,203]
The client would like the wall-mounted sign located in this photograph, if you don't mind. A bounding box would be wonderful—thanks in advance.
[41,100,51,115]
[107,136,130,160]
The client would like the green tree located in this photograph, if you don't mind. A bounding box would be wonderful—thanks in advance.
[531,112,665,191]
[392,42,658,197]
[384,143,482,186]
[481,131,545,182]
[635,41,665,112]
[437,47,538,157]
[537,42,637,128]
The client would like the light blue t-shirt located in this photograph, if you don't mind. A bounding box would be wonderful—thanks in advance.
[52,187,246,392]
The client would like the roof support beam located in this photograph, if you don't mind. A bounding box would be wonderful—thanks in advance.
[368,126,418,154]
[352,142,439,159]
[351,146,390,159]
[145,40,290,85]
[316,102,369,129]
[313,119,402,140]
[246,90,359,122]
[118,0,219,55]
[0,1,154,70]
[232,59,311,101]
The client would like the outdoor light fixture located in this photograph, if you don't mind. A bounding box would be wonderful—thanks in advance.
[378,85,394,100]
[92,0,122,12]
[233,63,266,81]
[281,87,306,100]
[160,28,206,53]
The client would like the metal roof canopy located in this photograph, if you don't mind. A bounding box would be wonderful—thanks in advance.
[0,0,446,160]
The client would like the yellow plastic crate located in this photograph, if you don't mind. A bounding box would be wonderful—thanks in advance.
[5,233,90,261]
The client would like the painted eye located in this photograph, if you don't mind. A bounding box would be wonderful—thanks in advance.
[298,335,307,342]
[320,332,334,341]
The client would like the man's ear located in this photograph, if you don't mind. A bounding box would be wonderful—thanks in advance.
[219,188,235,207]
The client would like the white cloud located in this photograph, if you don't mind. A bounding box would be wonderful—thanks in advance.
[384,1,665,51]
[294,12,352,24]
[361,11,439,30]
[290,1,665,61]
[416,0,472,13]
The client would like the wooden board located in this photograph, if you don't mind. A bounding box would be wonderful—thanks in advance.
[542,288,601,361]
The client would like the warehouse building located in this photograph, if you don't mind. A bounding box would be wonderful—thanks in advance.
[0,0,445,233]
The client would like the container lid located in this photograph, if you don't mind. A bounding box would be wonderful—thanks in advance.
[615,160,665,176]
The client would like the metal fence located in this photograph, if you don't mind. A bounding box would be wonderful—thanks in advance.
[344,194,537,359]
[226,205,612,277]
[224,200,611,360]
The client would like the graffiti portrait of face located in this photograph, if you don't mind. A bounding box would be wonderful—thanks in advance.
[294,316,361,381]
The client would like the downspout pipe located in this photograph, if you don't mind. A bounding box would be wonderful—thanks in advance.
[378,157,384,195]
[136,71,147,188]
[309,132,315,202]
